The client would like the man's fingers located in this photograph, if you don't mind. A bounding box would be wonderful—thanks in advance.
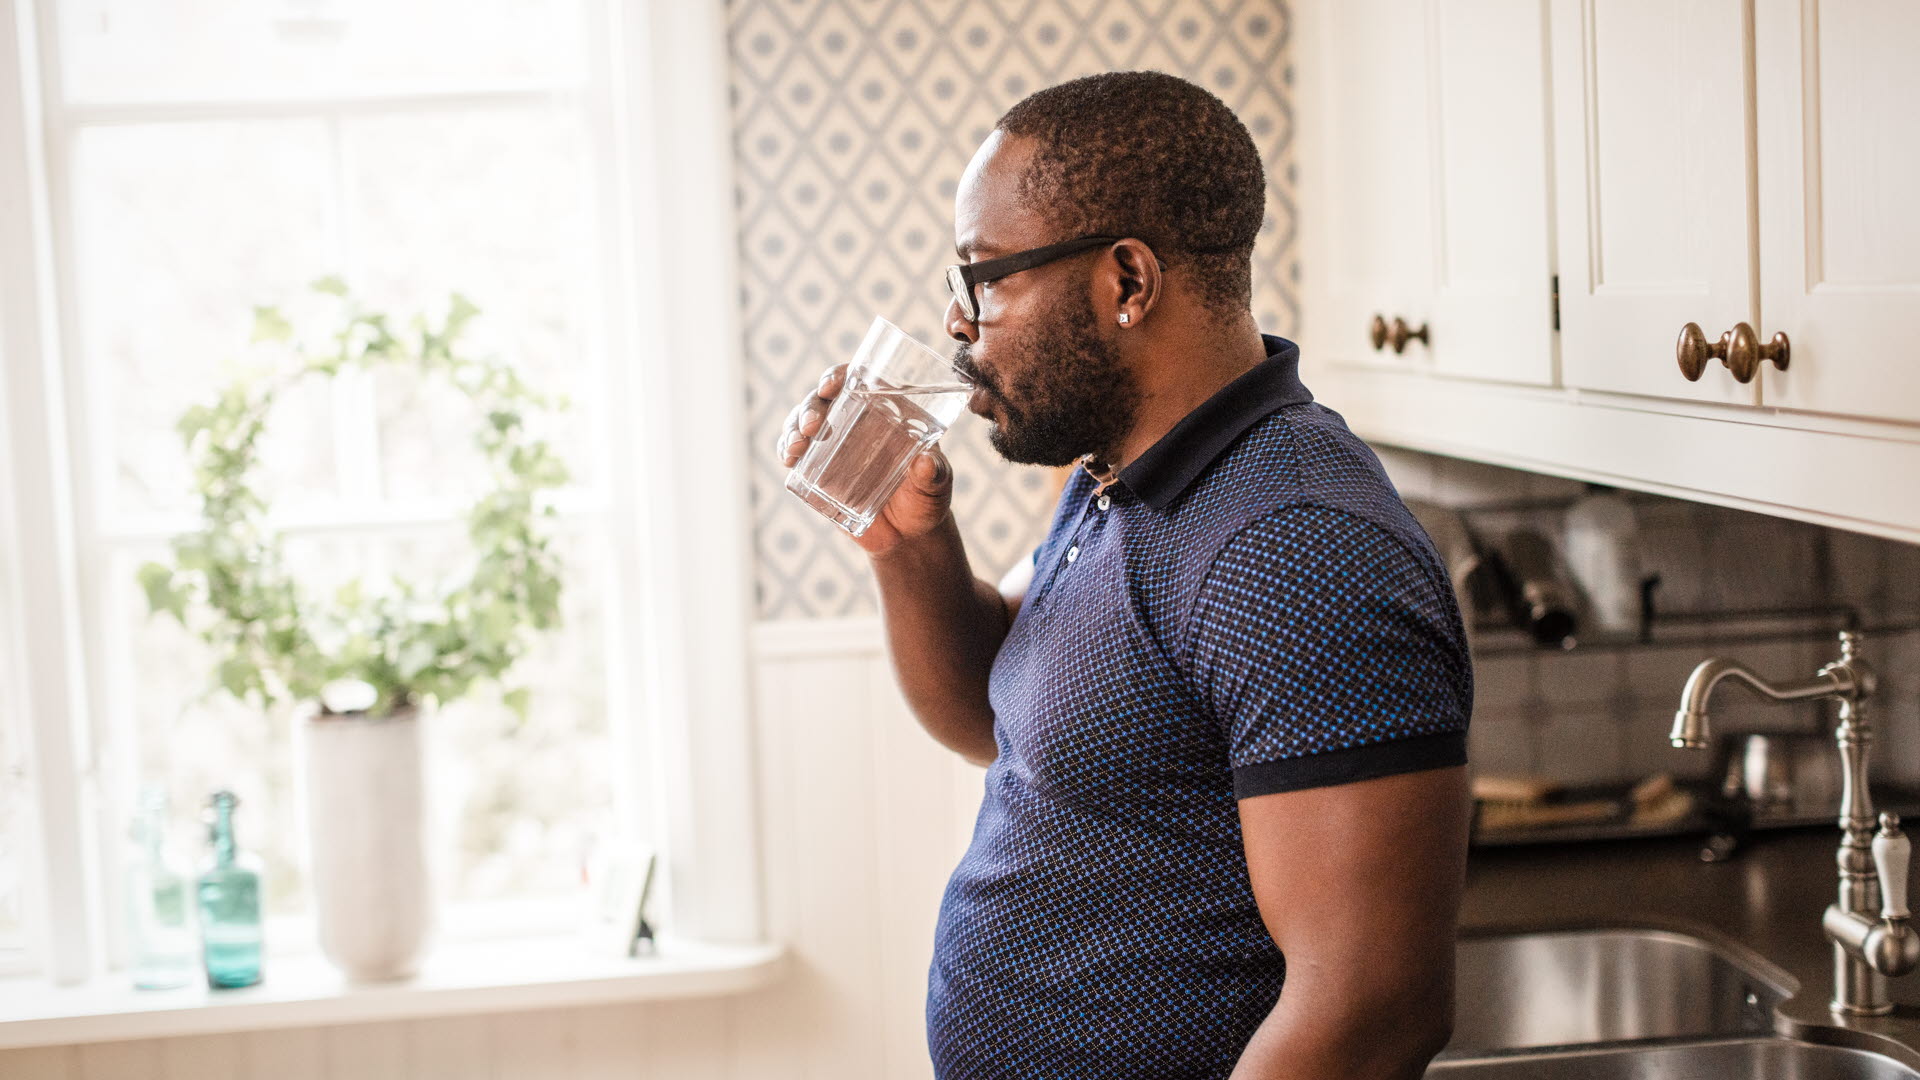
[776,413,804,462]
[793,373,848,441]
[817,364,848,398]
[775,366,852,467]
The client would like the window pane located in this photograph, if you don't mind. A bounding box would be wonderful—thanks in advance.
[114,532,393,918]
[382,525,618,906]
[70,121,341,525]
[348,106,605,503]
[56,0,589,105]
[115,540,333,920]
[0,725,27,965]
[4,351,38,974]
[111,521,618,926]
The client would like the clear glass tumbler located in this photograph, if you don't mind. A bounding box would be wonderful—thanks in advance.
[785,317,971,537]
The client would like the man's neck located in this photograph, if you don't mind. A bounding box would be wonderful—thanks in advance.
[1102,312,1271,472]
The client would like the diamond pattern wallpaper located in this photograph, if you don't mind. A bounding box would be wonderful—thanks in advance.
[727,0,1299,619]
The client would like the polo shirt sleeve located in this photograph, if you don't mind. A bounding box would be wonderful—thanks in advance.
[1181,504,1471,799]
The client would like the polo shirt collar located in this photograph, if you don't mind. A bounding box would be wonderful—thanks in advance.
[1082,334,1313,512]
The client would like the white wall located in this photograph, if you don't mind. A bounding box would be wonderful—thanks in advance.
[0,620,980,1079]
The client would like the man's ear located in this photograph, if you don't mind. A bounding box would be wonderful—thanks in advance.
[1109,238,1162,326]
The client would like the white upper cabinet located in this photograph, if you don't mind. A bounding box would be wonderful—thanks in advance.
[1754,0,1920,425]
[1425,0,1557,385]
[1298,0,1920,541]
[1309,0,1556,384]
[1549,0,1759,407]
[1315,0,1437,374]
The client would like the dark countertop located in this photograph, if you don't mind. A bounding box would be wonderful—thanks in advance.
[1461,826,1920,1068]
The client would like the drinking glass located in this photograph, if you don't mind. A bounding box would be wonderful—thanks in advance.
[785,317,971,537]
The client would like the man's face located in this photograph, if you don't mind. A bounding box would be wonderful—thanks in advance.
[946,132,1143,468]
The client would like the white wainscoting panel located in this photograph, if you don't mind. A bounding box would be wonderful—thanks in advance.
[0,617,983,1079]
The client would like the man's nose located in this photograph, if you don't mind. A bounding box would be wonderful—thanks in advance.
[945,296,978,344]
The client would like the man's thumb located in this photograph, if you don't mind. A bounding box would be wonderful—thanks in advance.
[912,448,951,492]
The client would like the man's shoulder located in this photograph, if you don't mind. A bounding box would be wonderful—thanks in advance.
[1203,502,1436,597]
[1172,403,1423,555]
[1155,408,1453,631]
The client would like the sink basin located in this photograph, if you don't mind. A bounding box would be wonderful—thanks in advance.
[1444,927,1788,1056]
[1428,1036,1920,1078]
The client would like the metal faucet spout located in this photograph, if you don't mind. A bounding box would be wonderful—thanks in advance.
[1669,655,1856,749]
[1670,708,1711,749]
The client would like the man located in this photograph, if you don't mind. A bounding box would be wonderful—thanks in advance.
[777,71,1472,1079]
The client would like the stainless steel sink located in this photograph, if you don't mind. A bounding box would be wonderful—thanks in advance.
[1444,928,1789,1056]
[1428,1036,1920,1078]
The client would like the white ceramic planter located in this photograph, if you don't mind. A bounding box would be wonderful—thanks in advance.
[296,704,434,982]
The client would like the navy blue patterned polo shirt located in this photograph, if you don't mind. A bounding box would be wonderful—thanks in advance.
[925,334,1472,1079]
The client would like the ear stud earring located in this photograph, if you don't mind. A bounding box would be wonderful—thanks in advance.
[1118,313,1130,324]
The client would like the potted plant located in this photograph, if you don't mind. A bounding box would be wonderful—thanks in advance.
[138,277,569,981]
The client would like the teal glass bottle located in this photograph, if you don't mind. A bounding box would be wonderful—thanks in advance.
[125,787,194,990]
[195,790,263,988]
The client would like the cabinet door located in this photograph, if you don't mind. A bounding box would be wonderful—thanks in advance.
[1313,0,1437,373]
[1425,0,1557,385]
[1550,0,1759,406]
[1755,0,1920,426]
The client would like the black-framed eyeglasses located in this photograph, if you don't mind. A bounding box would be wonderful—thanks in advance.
[944,234,1125,322]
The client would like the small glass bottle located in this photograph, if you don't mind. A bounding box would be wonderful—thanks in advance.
[195,790,263,988]
[125,787,194,990]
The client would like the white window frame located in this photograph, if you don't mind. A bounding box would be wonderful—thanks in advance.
[0,0,761,987]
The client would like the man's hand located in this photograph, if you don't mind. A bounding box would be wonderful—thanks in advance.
[777,364,956,558]
[1230,765,1470,1079]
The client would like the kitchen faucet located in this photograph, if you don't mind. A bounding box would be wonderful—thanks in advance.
[1671,630,1920,1015]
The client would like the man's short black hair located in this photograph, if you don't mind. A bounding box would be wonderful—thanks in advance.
[995,71,1265,317]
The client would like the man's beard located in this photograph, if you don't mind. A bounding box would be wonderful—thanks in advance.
[952,296,1142,468]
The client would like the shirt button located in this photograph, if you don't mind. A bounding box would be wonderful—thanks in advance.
[1066,545,1080,563]
[1097,495,1111,510]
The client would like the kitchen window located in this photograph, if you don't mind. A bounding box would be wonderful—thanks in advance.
[0,0,761,989]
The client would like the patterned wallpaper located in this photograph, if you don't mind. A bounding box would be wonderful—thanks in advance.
[726,0,1299,620]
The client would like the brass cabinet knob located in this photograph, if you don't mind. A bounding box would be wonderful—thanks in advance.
[1677,322,1729,381]
[1389,316,1430,354]
[1677,321,1790,383]
[1369,314,1390,351]
[1723,322,1790,383]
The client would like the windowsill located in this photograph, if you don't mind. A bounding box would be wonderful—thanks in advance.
[0,933,785,1051]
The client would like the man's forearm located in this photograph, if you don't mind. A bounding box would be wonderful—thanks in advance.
[1228,986,1451,1080]
[868,512,1009,765]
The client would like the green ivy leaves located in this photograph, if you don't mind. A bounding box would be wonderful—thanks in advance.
[250,306,293,345]
[137,562,188,622]
[138,278,570,723]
